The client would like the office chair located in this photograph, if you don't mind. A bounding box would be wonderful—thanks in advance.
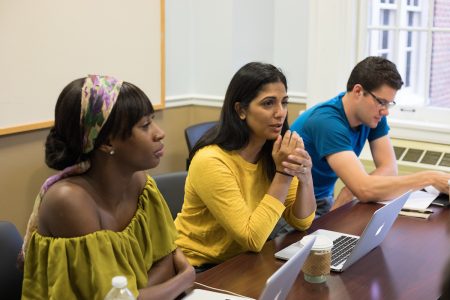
[153,171,188,220]
[0,221,23,300]
[184,121,218,169]
[184,121,218,153]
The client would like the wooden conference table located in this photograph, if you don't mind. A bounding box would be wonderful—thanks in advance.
[196,201,450,300]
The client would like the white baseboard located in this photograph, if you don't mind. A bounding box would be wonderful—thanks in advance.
[165,92,308,108]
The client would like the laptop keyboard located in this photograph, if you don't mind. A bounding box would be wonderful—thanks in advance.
[331,235,359,266]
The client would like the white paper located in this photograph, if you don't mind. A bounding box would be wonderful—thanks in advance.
[424,185,440,196]
[378,189,437,210]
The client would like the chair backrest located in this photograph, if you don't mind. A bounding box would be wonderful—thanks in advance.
[184,121,218,153]
[153,171,188,220]
[0,221,23,300]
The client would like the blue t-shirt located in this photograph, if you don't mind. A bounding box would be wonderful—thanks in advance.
[290,92,389,199]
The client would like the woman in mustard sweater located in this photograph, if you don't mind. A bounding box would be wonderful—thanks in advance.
[20,75,195,299]
[175,62,316,271]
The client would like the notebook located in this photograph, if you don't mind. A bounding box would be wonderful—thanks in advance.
[274,190,411,272]
[182,235,316,300]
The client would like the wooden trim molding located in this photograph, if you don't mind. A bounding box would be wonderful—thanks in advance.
[0,121,54,136]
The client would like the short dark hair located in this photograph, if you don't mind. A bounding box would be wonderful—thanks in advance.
[45,79,154,170]
[346,56,403,92]
[190,62,289,180]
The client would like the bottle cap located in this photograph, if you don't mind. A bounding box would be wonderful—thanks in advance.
[112,276,127,289]
[300,235,333,251]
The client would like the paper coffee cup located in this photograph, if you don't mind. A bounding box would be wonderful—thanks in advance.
[300,235,333,283]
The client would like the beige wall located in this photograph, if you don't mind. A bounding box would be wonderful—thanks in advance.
[0,129,54,236]
[0,103,306,235]
[150,105,222,175]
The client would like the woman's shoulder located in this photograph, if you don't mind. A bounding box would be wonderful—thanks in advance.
[189,145,246,182]
[38,176,101,238]
[190,145,232,170]
[193,144,234,161]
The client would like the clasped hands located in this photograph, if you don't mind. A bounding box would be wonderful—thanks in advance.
[272,130,312,180]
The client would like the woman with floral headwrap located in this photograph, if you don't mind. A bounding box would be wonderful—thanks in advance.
[19,75,195,299]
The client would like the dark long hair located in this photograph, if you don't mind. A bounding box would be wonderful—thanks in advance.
[45,79,154,170]
[190,62,289,180]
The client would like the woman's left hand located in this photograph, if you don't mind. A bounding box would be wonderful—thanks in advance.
[280,147,313,182]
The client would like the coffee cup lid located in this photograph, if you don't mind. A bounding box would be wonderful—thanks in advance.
[300,235,333,251]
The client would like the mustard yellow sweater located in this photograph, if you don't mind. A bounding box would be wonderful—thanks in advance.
[175,145,315,266]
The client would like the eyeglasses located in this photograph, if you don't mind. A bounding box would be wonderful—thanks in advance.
[364,89,396,109]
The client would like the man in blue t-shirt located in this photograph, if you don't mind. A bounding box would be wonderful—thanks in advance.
[291,56,450,217]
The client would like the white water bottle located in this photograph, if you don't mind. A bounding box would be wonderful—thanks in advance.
[104,276,136,300]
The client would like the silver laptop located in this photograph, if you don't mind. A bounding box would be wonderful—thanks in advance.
[182,235,316,300]
[275,191,411,272]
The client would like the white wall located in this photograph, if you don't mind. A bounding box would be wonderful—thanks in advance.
[166,0,233,100]
[165,0,193,96]
[165,0,311,104]
[306,0,359,105]
[231,0,274,69]
[190,0,234,96]
[165,0,449,144]
[274,0,309,95]
[165,0,357,105]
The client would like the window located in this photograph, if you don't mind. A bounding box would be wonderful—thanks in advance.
[364,0,450,143]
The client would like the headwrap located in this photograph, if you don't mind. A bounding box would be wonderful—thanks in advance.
[20,75,123,262]
[81,75,123,153]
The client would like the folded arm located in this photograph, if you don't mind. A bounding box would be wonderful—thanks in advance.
[332,135,397,208]
[328,148,450,205]
[138,249,195,300]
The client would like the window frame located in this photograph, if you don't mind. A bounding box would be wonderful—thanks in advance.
[358,0,450,144]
